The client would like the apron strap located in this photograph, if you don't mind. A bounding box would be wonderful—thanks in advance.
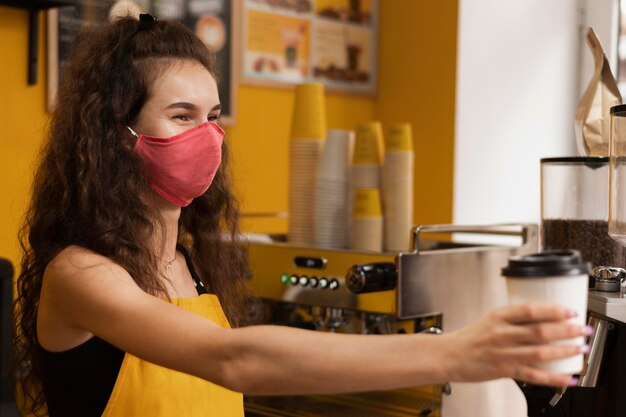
[176,244,208,295]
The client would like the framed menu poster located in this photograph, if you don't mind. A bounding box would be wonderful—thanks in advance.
[241,0,378,95]
[47,0,238,125]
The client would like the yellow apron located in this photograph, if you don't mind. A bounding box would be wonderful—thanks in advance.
[101,294,244,417]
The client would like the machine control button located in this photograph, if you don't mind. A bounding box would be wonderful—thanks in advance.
[280,273,290,285]
[299,275,309,286]
[329,279,340,290]
[294,256,327,269]
[309,277,319,288]
[290,275,299,285]
[319,277,329,289]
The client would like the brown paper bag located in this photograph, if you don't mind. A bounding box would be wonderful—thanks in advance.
[575,27,622,156]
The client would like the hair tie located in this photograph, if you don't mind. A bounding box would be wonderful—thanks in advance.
[138,13,157,30]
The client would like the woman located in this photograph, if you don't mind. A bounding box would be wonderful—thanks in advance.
[13,14,589,417]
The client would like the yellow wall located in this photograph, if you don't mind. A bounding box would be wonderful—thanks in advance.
[0,8,49,270]
[377,1,457,226]
[0,1,457,270]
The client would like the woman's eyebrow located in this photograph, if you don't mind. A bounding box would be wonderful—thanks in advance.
[165,102,222,111]
[166,102,196,110]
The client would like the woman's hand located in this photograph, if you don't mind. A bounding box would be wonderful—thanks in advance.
[441,302,590,387]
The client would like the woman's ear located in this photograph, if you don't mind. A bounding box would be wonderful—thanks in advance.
[122,127,139,151]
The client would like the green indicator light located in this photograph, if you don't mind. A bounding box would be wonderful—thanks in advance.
[280,273,290,284]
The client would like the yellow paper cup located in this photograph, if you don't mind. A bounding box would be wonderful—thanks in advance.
[385,123,413,152]
[353,122,384,164]
[353,188,382,217]
[291,83,327,140]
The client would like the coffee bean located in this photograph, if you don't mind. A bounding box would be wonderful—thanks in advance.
[542,219,626,268]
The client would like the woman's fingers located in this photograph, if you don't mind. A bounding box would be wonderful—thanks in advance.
[496,344,584,387]
[493,302,576,325]
[513,365,578,387]
[494,322,590,345]
[500,342,586,364]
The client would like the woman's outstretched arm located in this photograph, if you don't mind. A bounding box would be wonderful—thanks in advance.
[37,246,585,396]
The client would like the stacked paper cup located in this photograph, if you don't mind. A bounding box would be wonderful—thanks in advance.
[289,83,326,246]
[382,124,414,251]
[352,122,384,189]
[351,122,384,236]
[351,188,383,251]
[313,130,355,249]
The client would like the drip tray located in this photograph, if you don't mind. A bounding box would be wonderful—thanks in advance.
[245,388,439,417]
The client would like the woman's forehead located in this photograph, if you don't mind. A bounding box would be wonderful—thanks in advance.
[148,60,219,108]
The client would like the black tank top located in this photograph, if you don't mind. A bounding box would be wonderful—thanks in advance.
[40,246,208,417]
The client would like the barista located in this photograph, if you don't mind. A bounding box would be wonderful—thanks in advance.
[13,15,590,417]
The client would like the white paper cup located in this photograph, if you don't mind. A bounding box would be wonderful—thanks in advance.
[502,250,590,374]
[317,130,354,181]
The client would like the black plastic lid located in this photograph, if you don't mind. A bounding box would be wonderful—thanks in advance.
[610,104,626,115]
[540,157,609,169]
[502,250,590,278]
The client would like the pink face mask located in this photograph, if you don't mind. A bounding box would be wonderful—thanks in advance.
[128,121,224,207]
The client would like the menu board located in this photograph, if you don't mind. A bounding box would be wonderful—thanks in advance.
[242,0,377,95]
[47,0,237,124]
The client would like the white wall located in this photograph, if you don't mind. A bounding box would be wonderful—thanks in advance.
[453,0,617,225]
[579,0,620,95]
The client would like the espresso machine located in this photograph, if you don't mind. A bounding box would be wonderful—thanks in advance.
[243,223,538,417]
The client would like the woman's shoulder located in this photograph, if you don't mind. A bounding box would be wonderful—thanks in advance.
[39,245,156,345]
[44,245,135,294]
[39,246,138,351]
[48,245,125,275]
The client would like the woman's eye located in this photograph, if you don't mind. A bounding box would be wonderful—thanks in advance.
[174,114,190,121]
[207,114,221,122]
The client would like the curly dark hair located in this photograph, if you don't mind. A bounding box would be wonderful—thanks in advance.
[12,16,252,416]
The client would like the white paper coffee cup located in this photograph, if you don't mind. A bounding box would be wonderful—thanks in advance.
[502,250,590,374]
